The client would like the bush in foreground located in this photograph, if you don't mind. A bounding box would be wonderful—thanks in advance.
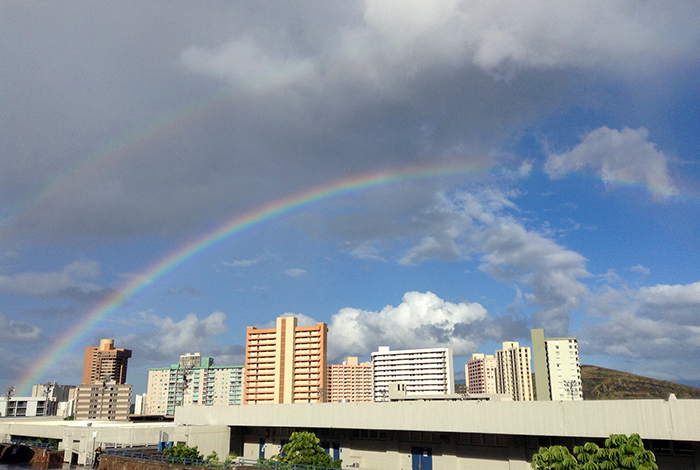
[532,434,658,470]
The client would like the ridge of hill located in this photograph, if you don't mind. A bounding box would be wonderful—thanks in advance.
[581,365,700,400]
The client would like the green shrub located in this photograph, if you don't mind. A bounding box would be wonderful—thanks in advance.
[164,443,203,463]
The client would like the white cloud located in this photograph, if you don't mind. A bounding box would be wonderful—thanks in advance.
[630,264,651,276]
[637,281,700,325]
[328,291,490,361]
[181,38,316,92]
[182,0,699,94]
[256,313,320,330]
[133,311,228,359]
[0,260,103,298]
[0,312,41,342]
[350,242,385,262]
[223,257,263,268]
[284,268,307,278]
[580,280,700,381]
[393,188,589,334]
[544,126,678,199]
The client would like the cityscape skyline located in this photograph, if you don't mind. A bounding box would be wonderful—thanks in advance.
[2,2,700,396]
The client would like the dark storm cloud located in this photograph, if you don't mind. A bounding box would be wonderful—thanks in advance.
[0,0,645,249]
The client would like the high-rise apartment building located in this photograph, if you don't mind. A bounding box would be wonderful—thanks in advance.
[465,353,498,394]
[146,353,243,416]
[243,316,328,404]
[371,346,454,401]
[531,329,583,401]
[82,339,132,385]
[495,341,533,401]
[327,357,373,402]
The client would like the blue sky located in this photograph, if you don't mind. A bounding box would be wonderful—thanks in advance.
[1,1,700,395]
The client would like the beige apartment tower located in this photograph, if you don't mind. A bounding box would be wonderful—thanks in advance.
[327,357,373,402]
[82,339,132,385]
[495,341,534,401]
[243,316,328,404]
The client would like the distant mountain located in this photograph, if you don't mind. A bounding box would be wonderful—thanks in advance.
[581,365,700,400]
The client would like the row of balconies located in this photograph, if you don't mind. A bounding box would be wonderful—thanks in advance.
[372,362,447,369]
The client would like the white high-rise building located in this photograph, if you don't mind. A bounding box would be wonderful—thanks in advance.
[371,346,454,401]
[134,393,147,415]
[531,329,583,401]
[495,342,534,401]
[146,353,244,416]
[465,353,498,394]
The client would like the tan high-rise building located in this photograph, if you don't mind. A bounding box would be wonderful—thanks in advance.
[243,316,327,404]
[82,339,132,385]
[465,353,498,394]
[73,381,132,421]
[495,341,533,401]
[327,357,373,403]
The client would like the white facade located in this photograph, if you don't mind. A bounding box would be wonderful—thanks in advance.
[146,359,243,416]
[371,346,454,401]
[545,337,582,400]
[531,329,583,401]
[0,397,55,417]
[133,394,147,415]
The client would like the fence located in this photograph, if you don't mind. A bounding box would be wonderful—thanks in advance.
[6,439,57,450]
[105,447,342,470]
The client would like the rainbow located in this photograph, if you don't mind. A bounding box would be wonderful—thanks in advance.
[15,161,491,394]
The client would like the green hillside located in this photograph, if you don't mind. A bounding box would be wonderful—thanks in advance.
[581,365,700,400]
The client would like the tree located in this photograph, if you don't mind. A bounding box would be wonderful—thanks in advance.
[272,431,341,469]
[163,443,203,463]
[532,434,658,470]
[531,445,578,470]
[573,434,658,470]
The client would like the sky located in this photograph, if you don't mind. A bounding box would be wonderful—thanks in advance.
[1,1,700,396]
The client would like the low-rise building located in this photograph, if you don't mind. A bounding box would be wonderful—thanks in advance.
[0,396,56,417]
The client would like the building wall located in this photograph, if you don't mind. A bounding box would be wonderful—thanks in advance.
[531,328,551,401]
[545,337,583,401]
[82,339,132,385]
[1,399,699,470]
[243,316,328,404]
[371,346,455,401]
[73,383,132,420]
[466,353,497,394]
[327,357,373,402]
[175,399,700,470]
